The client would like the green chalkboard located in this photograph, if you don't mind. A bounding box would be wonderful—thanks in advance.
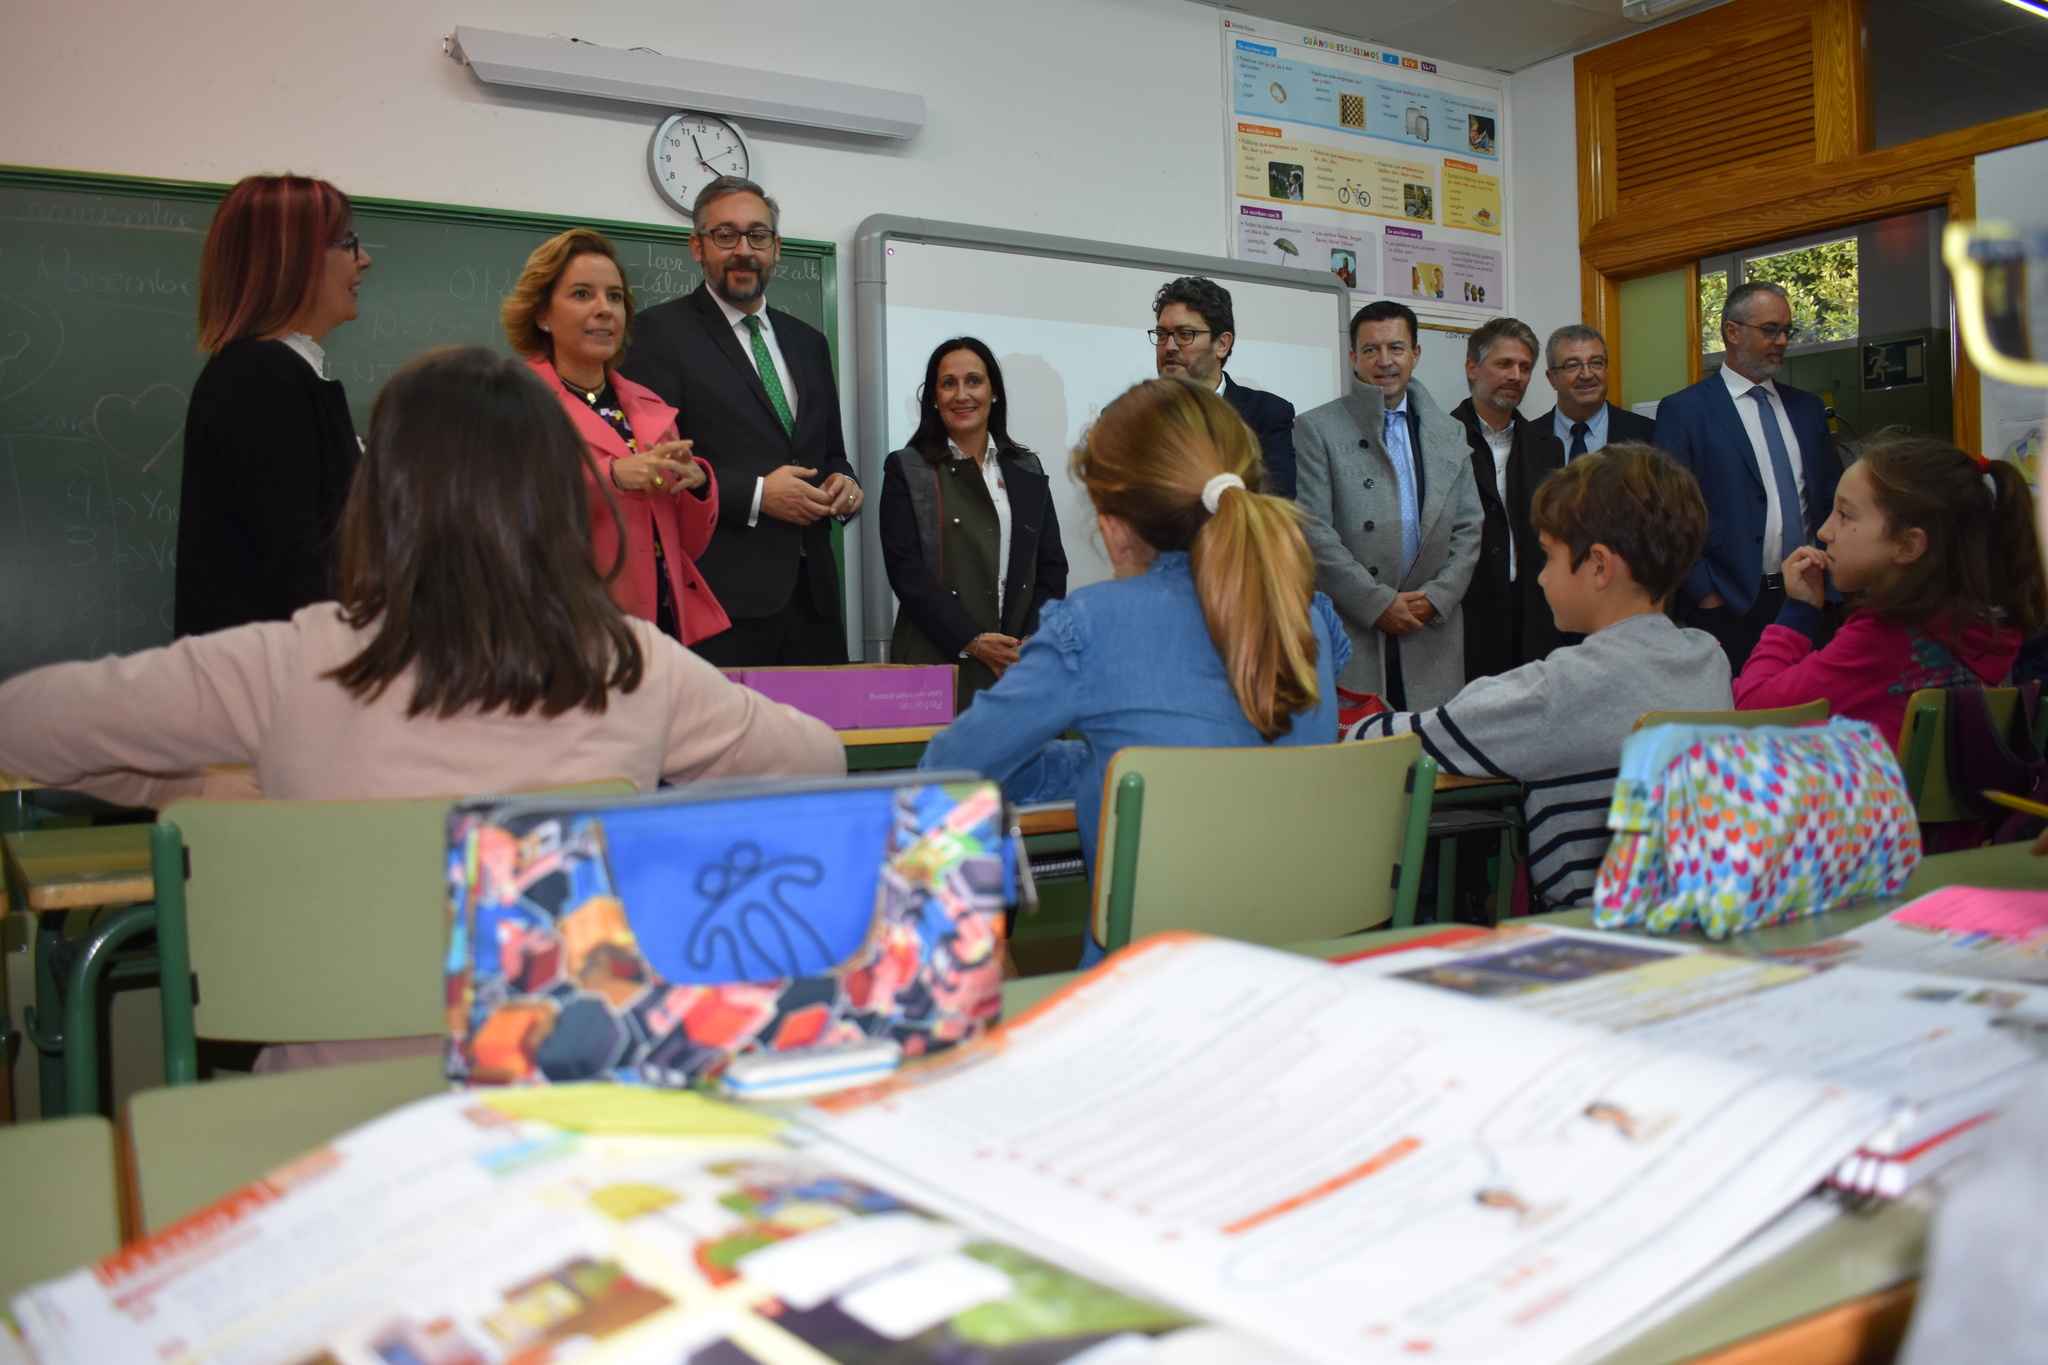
[0,165,836,680]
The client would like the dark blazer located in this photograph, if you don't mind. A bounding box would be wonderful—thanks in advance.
[618,285,857,621]
[1534,401,1656,457]
[1222,373,1298,498]
[174,338,358,638]
[1452,398,1565,682]
[879,446,1068,658]
[1653,372,1838,615]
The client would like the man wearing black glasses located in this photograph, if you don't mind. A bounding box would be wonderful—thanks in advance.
[1535,325,1654,460]
[623,175,861,667]
[1150,276,1297,497]
[1653,281,1837,670]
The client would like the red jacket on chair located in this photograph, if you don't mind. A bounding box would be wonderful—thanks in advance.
[527,355,730,646]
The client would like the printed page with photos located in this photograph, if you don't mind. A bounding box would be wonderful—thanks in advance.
[805,934,1892,1365]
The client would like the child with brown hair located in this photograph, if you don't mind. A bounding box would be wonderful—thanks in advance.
[1350,443,1731,909]
[1734,436,2045,739]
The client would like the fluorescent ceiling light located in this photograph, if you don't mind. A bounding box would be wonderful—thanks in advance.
[1997,0,2048,17]
[447,27,926,140]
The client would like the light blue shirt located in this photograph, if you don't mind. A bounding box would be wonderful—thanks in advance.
[1383,394,1421,578]
[1553,404,1608,458]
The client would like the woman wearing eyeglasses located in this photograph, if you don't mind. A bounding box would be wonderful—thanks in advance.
[503,229,728,646]
[176,174,374,637]
[879,337,1067,710]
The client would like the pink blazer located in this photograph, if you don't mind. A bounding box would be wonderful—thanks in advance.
[528,355,730,646]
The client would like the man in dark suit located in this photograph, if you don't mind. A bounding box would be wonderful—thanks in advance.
[1451,317,1565,682]
[1653,281,1839,671]
[620,176,861,666]
[1150,276,1297,497]
[1535,324,1655,459]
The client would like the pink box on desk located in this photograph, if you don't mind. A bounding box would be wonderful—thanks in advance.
[726,665,955,729]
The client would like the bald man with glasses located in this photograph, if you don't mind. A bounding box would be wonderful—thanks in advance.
[1653,281,1839,670]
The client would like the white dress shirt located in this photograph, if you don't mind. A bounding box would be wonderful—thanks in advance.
[708,290,799,528]
[1552,403,1608,458]
[949,434,1011,618]
[279,332,326,379]
[1719,364,1806,571]
[1478,416,1517,581]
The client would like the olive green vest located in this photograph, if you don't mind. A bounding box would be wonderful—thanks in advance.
[891,452,1034,707]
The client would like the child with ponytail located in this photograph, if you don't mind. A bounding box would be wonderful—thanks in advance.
[1734,436,2045,739]
[920,377,1350,962]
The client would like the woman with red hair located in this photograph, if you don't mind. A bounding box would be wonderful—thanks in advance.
[175,173,372,637]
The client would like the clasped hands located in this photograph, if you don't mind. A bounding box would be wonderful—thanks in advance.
[965,632,1023,677]
[762,465,862,524]
[1374,590,1438,636]
[610,439,706,495]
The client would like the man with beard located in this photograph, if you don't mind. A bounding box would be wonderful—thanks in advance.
[1653,281,1837,670]
[1149,276,1297,497]
[621,176,862,666]
[1452,317,1564,682]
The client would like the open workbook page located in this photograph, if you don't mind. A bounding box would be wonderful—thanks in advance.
[805,934,1891,1365]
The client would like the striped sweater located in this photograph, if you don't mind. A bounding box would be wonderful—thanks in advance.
[1350,612,1732,908]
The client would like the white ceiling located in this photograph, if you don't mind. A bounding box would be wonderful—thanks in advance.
[1202,0,1730,73]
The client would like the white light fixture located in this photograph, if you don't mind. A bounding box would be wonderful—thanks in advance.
[447,27,926,140]
[1997,0,2048,18]
[1622,0,1706,20]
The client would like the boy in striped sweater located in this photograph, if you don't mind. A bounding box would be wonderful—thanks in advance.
[1349,444,1730,909]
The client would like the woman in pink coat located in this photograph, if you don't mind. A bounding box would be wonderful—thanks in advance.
[504,229,730,645]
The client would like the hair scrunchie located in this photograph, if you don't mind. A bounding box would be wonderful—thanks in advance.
[1201,472,1246,514]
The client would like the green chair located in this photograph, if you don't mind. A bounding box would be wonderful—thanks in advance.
[0,1114,122,1298]
[124,1053,448,1235]
[1898,687,2023,823]
[1091,735,1435,953]
[1633,699,1829,731]
[56,778,634,1115]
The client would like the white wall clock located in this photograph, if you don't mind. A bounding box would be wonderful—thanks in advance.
[648,112,753,216]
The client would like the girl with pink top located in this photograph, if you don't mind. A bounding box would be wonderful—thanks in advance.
[1733,435,2045,740]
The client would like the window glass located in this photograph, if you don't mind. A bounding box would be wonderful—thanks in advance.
[1743,239,1859,345]
[1699,270,1727,355]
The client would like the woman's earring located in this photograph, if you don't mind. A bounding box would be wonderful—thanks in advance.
[539,323,550,332]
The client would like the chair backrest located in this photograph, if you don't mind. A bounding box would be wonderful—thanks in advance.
[124,1053,448,1235]
[1089,734,1430,950]
[0,1114,121,1298]
[160,777,633,1043]
[1633,699,1828,731]
[1900,687,2024,823]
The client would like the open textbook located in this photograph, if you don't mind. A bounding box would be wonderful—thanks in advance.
[1338,921,2048,1195]
[806,934,1889,1365]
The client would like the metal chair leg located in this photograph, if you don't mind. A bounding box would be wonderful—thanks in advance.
[58,903,159,1118]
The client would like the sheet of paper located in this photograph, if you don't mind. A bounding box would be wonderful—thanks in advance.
[483,1083,784,1137]
[1891,886,2048,940]
[806,935,1889,1365]
[1777,903,2048,984]
[11,1094,1214,1365]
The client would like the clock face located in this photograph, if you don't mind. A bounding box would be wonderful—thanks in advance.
[648,113,752,216]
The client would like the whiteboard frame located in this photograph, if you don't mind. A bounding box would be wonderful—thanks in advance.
[850,214,1353,661]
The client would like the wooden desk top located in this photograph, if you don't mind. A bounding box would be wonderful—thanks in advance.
[1435,772,1517,792]
[3,824,154,913]
[839,725,945,747]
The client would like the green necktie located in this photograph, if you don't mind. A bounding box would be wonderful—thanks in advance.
[743,314,796,437]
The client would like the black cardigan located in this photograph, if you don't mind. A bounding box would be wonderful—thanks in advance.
[173,338,359,637]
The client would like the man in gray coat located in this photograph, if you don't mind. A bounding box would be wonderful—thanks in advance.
[1296,300,1483,709]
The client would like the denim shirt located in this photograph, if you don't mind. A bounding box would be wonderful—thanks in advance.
[920,551,1351,886]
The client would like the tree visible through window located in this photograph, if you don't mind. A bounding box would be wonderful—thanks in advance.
[1699,270,1727,354]
[1743,239,1859,344]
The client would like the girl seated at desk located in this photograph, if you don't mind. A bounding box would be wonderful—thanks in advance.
[0,346,843,807]
[921,377,1348,964]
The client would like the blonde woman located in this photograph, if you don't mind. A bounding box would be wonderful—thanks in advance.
[503,229,728,644]
[921,377,1349,964]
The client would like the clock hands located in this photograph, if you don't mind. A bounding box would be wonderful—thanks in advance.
[689,133,715,173]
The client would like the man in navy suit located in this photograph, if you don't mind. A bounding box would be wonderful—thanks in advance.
[1653,281,1839,670]
[1151,277,1297,497]
[1535,324,1656,459]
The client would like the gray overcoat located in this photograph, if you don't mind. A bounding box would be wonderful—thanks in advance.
[1294,378,1483,707]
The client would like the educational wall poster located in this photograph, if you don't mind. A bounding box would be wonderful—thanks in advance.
[1221,14,1508,323]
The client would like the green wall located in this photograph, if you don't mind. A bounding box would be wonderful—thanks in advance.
[1617,268,1692,410]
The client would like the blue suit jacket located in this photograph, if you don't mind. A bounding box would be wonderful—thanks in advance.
[1222,372,1297,498]
[1652,373,1838,615]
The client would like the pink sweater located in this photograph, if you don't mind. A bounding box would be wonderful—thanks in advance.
[0,605,845,806]
[1734,601,2019,743]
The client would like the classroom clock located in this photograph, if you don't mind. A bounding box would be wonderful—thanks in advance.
[648,112,753,216]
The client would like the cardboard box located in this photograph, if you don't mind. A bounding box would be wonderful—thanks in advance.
[726,664,955,729]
